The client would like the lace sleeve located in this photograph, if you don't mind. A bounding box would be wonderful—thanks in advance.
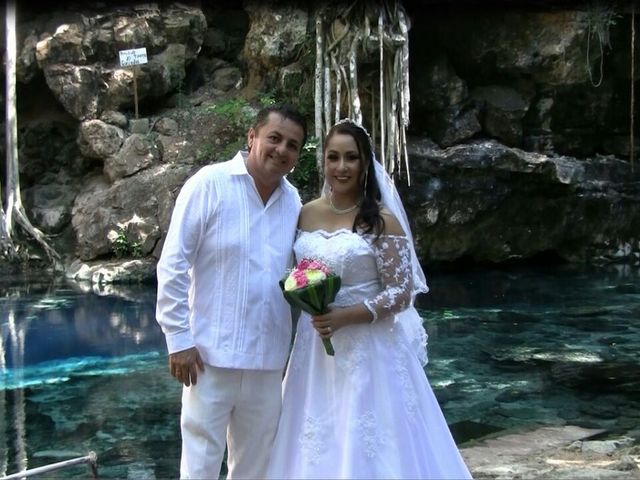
[363,235,414,323]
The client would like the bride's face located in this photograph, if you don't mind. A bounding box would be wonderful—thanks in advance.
[324,133,363,197]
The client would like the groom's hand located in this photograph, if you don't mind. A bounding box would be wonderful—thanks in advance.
[169,347,205,387]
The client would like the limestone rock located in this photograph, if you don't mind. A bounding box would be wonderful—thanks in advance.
[77,120,125,159]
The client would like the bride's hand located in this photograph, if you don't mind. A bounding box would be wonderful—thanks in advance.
[312,303,376,337]
[311,309,344,338]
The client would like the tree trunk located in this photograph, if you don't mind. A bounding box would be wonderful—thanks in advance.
[3,0,60,265]
[0,191,16,258]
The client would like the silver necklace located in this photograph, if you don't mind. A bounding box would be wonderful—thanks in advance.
[329,193,362,215]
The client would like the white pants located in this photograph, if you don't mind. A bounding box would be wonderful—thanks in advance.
[180,365,283,480]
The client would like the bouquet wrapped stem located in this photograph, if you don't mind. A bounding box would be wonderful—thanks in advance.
[279,259,341,356]
[321,334,335,356]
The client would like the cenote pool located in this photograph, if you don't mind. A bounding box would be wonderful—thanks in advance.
[1,264,639,479]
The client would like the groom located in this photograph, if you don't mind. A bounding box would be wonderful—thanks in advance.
[155,104,307,479]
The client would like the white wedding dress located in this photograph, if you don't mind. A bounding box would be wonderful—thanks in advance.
[267,229,472,480]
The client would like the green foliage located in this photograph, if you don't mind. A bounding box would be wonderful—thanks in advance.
[196,142,217,162]
[202,90,285,162]
[200,90,316,167]
[289,137,319,187]
[207,97,254,131]
[219,138,247,162]
[208,91,280,119]
[112,227,142,259]
[202,98,252,162]
[257,90,278,107]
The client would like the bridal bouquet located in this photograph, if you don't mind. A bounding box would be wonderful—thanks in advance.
[279,258,341,356]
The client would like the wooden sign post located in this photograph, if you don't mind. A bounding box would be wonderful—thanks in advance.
[118,47,148,119]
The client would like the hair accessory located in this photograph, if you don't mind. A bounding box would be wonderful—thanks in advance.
[334,118,374,149]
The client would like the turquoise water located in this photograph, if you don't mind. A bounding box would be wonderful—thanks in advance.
[1,265,639,479]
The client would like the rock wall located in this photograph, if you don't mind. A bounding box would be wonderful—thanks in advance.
[408,2,638,159]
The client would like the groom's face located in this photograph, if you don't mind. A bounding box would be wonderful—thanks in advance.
[246,112,304,185]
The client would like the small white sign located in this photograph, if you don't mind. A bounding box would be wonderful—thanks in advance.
[119,48,148,67]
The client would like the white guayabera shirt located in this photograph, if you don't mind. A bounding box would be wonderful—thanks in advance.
[156,151,302,370]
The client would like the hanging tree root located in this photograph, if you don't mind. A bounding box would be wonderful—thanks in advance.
[14,205,61,266]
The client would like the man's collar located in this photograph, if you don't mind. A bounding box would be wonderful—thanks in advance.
[229,151,249,175]
[229,150,292,195]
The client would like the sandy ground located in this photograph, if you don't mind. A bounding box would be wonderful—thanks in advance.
[460,425,640,479]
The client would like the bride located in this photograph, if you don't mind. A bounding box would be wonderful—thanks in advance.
[267,119,472,479]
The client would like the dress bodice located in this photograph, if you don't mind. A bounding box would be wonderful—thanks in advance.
[293,228,415,322]
[293,229,381,307]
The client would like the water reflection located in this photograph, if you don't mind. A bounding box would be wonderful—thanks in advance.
[0,279,174,479]
[0,265,639,479]
[1,283,162,371]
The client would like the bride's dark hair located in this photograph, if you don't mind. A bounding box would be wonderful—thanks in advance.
[324,120,385,238]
